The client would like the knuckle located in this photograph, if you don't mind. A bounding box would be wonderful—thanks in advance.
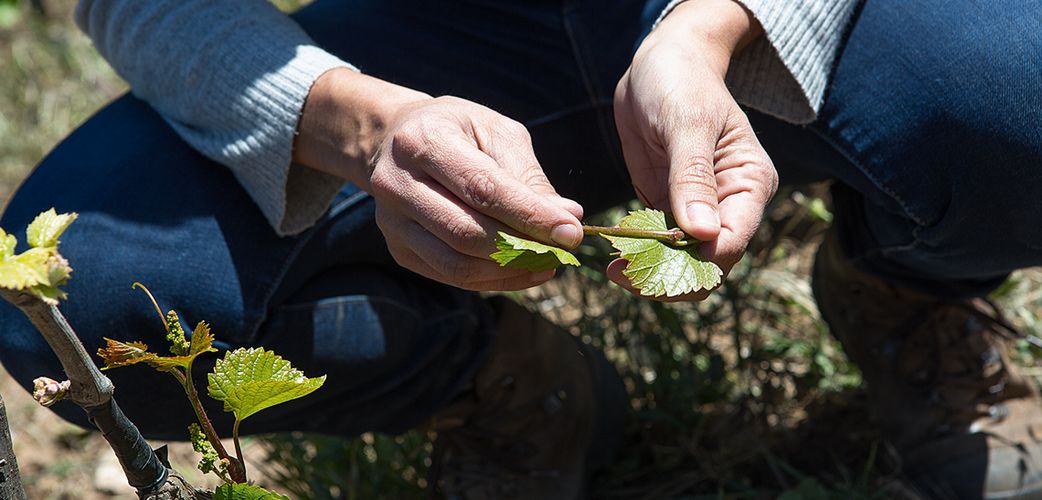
[518,168,552,191]
[369,167,393,196]
[391,124,427,158]
[673,167,717,198]
[765,165,780,197]
[749,163,779,202]
[503,120,530,140]
[681,154,715,173]
[460,169,499,209]
[436,253,474,284]
[383,239,413,269]
[515,207,551,235]
[434,95,463,107]
[443,218,485,254]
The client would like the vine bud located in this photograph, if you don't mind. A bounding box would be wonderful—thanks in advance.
[32,377,70,407]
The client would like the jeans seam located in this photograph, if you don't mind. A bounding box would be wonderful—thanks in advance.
[808,125,930,229]
[249,189,373,343]
[805,126,933,266]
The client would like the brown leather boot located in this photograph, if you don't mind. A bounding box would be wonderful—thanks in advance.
[812,228,1042,499]
[426,297,626,499]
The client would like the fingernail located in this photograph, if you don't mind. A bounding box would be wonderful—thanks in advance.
[551,223,582,248]
[687,202,720,230]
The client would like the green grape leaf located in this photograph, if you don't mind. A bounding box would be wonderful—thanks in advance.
[96,337,204,372]
[212,483,289,500]
[0,210,77,304]
[189,321,217,357]
[0,230,16,258]
[26,208,77,248]
[97,338,159,370]
[0,253,48,290]
[602,209,723,297]
[207,347,326,422]
[490,232,580,272]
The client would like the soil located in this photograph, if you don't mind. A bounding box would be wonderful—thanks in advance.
[1,366,276,499]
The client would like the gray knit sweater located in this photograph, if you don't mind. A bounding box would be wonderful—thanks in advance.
[75,0,859,236]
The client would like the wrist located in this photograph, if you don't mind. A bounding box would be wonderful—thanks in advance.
[652,0,763,76]
[293,68,429,187]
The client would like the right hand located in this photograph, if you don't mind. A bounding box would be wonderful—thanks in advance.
[368,96,584,290]
[295,70,582,290]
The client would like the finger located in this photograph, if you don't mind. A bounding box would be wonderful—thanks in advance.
[391,176,515,259]
[392,215,549,287]
[397,245,555,291]
[614,92,667,209]
[667,127,722,242]
[464,115,584,221]
[548,195,584,221]
[484,134,584,221]
[605,258,713,302]
[700,179,770,268]
[700,131,777,267]
[418,134,583,249]
[481,122,556,196]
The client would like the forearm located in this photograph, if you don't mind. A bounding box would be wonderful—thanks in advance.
[292,69,429,190]
[654,0,860,124]
[652,0,764,75]
[76,0,359,234]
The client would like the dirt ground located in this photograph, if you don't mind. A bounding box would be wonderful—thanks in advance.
[2,365,277,499]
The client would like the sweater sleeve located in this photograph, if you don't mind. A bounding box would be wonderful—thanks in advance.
[75,0,355,236]
[657,0,860,124]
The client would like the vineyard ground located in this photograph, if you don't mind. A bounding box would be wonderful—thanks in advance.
[4,2,1042,499]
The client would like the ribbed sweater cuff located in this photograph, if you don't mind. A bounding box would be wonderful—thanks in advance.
[656,0,859,124]
[197,45,354,236]
[247,46,355,236]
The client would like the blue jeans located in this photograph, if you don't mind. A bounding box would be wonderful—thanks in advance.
[1,0,1039,439]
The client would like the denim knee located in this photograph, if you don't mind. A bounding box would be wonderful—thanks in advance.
[804,0,1042,294]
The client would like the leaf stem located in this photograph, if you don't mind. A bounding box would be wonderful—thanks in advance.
[232,419,245,481]
[582,225,697,246]
[179,365,245,483]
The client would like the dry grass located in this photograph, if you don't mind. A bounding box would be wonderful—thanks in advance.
[4,1,1042,499]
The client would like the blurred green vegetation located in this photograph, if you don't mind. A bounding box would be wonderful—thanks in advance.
[4,2,1042,499]
[0,0,126,201]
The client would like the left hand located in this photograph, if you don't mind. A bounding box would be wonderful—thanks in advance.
[612,0,778,301]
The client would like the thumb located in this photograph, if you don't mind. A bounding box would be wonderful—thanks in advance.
[668,133,721,241]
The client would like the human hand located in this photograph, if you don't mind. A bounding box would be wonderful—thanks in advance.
[611,0,777,301]
[367,96,584,291]
[295,71,583,291]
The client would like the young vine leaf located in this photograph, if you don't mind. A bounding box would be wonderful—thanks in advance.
[212,483,289,500]
[0,208,77,304]
[97,321,216,372]
[490,231,580,272]
[207,347,326,422]
[26,208,77,248]
[602,209,722,298]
